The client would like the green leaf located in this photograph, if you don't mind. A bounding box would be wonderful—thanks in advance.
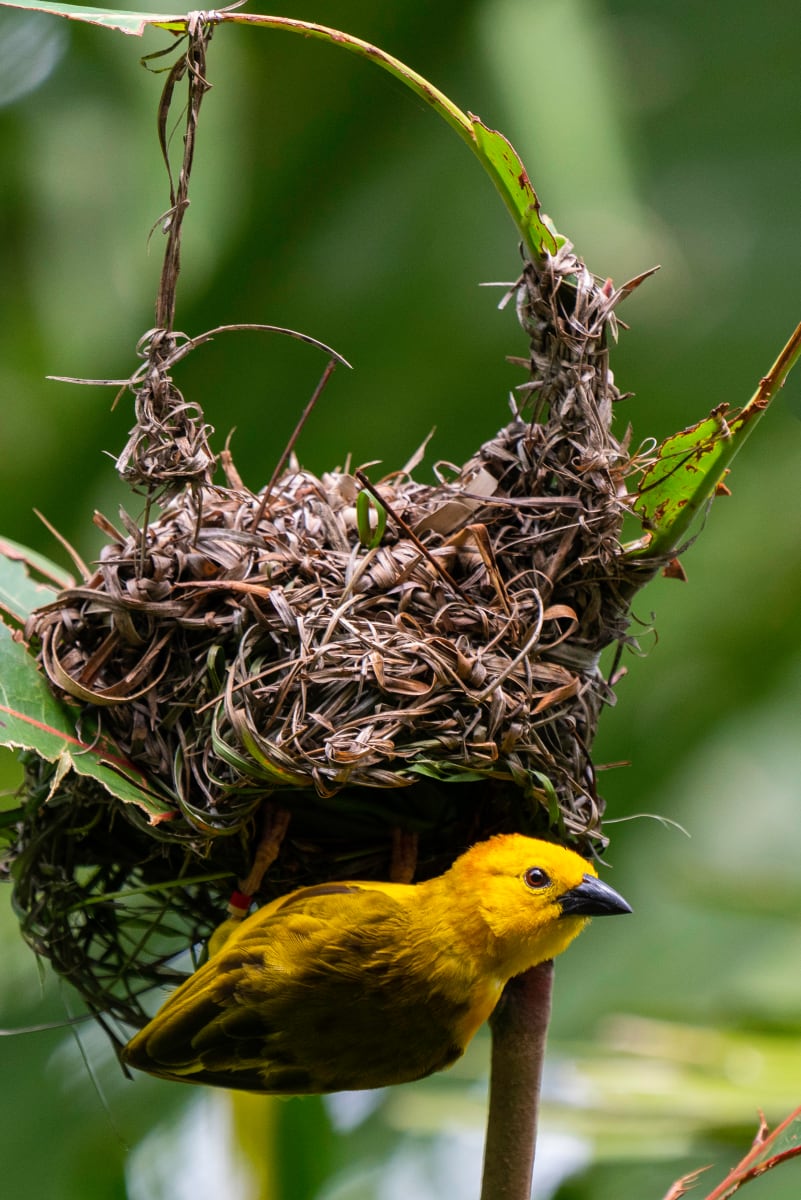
[356,487,387,549]
[406,762,492,783]
[0,538,70,627]
[528,769,563,829]
[0,537,72,589]
[0,0,183,35]
[629,407,737,556]
[628,320,801,561]
[0,619,176,821]
[469,118,559,258]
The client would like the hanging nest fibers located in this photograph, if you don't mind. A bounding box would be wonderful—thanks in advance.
[7,245,645,1032]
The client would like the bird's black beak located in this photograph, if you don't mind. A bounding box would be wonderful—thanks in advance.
[560,874,632,917]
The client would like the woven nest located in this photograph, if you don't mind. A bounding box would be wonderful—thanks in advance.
[9,246,641,1030]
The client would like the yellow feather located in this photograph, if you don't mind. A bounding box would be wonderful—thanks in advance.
[122,834,630,1094]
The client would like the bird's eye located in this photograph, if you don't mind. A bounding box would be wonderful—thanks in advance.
[524,867,551,890]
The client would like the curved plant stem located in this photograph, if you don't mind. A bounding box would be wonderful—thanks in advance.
[0,5,557,259]
[209,11,557,263]
[481,960,555,1200]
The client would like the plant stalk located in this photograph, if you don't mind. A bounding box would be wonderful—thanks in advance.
[480,960,555,1200]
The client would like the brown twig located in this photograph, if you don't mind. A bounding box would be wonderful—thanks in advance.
[251,356,341,529]
[354,469,469,601]
[153,21,213,335]
[390,829,419,883]
[238,805,292,897]
[114,24,217,500]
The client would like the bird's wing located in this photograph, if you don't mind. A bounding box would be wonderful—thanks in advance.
[124,882,434,1093]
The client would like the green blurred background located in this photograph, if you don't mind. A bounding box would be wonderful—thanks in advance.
[1,0,800,1196]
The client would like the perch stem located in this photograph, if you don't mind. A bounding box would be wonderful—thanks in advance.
[480,960,554,1200]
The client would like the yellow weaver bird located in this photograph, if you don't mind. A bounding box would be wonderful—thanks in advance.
[123,834,630,1093]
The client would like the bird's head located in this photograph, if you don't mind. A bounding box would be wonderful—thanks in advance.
[450,834,631,978]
